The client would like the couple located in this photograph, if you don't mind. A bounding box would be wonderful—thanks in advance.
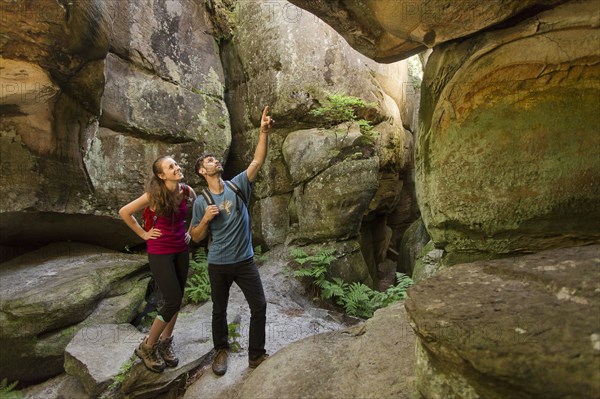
[119,107,274,376]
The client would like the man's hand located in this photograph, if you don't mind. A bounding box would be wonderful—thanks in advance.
[203,205,220,222]
[260,105,274,132]
[248,106,273,182]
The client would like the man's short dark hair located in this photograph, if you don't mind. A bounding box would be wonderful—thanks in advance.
[195,152,217,177]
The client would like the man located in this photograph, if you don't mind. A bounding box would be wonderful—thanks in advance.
[190,106,274,375]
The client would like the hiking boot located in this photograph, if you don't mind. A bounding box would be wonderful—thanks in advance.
[135,338,166,373]
[157,336,179,368]
[212,349,228,376]
[248,353,269,368]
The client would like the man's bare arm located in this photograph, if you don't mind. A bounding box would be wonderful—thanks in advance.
[247,105,274,183]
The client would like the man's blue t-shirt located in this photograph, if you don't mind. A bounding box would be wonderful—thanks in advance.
[191,171,254,265]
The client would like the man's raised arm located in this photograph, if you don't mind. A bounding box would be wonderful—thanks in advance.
[247,106,274,183]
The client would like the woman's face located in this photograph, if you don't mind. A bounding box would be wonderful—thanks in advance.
[158,157,184,182]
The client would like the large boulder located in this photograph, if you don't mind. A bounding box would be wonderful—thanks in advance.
[288,0,566,62]
[218,0,414,258]
[64,308,214,399]
[282,124,379,244]
[398,218,430,276]
[405,244,600,398]
[417,0,600,257]
[0,0,228,255]
[235,301,416,399]
[0,243,148,383]
[223,0,408,209]
[293,156,379,243]
[182,246,354,399]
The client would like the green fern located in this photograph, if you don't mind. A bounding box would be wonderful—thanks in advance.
[340,282,376,318]
[320,278,346,300]
[290,248,414,319]
[185,248,211,304]
[185,272,211,304]
[228,323,242,353]
[0,379,22,399]
[254,245,268,263]
[309,93,369,127]
[292,248,336,289]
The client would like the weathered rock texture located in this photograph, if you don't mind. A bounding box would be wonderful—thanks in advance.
[183,246,355,399]
[0,243,148,384]
[398,217,430,276]
[235,301,417,399]
[52,246,352,399]
[405,245,600,399]
[288,0,568,62]
[217,0,418,286]
[417,0,600,257]
[63,311,214,399]
[0,0,228,256]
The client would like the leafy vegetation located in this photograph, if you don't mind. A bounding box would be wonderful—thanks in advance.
[184,246,267,305]
[228,323,242,353]
[109,356,135,390]
[184,249,211,304]
[0,379,22,399]
[309,93,378,143]
[254,245,268,264]
[291,248,414,319]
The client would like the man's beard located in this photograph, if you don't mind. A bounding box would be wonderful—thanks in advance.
[206,168,222,177]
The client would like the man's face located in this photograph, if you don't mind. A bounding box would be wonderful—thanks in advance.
[200,156,223,177]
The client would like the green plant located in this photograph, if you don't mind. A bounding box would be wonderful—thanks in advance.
[357,119,378,144]
[340,282,377,319]
[309,93,379,145]
[291,248,336,291]
[228,323,242,353]
[0,379,22,399]
[184,249,211,304]
[309,93,372,126]
[291,249,414,319]
[109,356,135,390]
[254,245,268,264]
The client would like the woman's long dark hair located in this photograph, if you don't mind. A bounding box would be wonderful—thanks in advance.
[145,156,183,216]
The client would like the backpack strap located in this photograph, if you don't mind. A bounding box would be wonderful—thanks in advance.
[200,187,215,206]
[225,180,247,210]
[180,183,195,201]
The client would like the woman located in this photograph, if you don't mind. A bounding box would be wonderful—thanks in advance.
[119,155,196,373]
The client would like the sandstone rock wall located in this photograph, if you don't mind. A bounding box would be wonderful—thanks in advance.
[217,0,418,286]
[290,0,599,269]
[0,0,228,257]
[0,243,148,384]
[1,0,418,284]
[288,0,569,62]
[417,0,600,260]
[406,245,600,398]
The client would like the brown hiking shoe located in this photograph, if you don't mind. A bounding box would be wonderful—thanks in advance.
[212,349,228,376]
[135,338,166,373]
[157,336,179,368]
[248,353,269,368]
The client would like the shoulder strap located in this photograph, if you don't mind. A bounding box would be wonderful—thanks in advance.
[225,180,247,205]
[180,183,194,200]
[200,187,215,206]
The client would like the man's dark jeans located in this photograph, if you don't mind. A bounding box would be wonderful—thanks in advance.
[208,257,266,359]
